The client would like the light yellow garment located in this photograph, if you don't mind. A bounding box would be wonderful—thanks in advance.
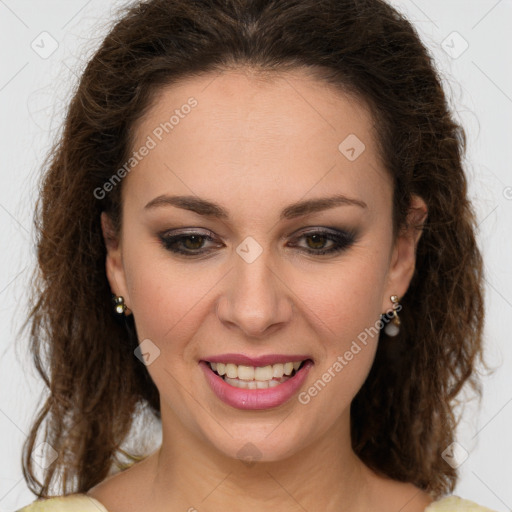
[16,494,107,512]
[424,495,498,511]
[16,493,499,511]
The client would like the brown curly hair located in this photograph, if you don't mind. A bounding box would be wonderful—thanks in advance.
[21,0,488,500]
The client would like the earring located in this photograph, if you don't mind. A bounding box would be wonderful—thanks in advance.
[113,295,128,315]
[384,294,401,336]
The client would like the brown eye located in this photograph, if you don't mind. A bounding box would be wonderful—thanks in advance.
[181,235,207,250]
[159,231,220,256]
[290,229,357,256]
[304,233,331,251]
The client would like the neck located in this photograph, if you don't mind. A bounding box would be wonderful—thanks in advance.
[147,404,374,512]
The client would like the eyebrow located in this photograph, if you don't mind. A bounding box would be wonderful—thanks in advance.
[144,193,367,220]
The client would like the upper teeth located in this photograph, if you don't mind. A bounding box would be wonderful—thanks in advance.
[210,361,302,381]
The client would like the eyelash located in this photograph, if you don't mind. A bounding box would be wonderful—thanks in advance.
[158,228,356,257]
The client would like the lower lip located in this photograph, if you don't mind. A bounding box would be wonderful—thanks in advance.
[199,360,313,410]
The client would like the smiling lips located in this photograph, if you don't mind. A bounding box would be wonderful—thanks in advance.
[207,360,303,389]
[202,353,311,388]
[199,355,314,409]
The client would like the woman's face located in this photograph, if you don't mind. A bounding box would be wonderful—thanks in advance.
[103,68,426,462]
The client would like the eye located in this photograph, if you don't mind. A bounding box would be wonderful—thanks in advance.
[159,230,221,256]
[288,228,356,255]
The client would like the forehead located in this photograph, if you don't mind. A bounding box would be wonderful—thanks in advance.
[124,68,390,217]
[133,67,377,150]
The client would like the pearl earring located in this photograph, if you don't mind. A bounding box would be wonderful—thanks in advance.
[384,294,401,336]
[113,295,128,315]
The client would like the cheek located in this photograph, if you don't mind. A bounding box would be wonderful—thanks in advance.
[293,262,386,420]
[121,240,206,345]
[291,254,388,344]
[289,252,388,400]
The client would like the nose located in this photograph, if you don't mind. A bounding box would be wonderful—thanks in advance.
[215,246,294,338]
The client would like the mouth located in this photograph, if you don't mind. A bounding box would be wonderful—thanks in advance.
[199,354,314,409]
[206,359,310,389]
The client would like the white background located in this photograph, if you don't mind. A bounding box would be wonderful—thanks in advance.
[0,1,511,511]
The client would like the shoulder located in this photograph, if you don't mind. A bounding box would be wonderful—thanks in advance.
[425,495,498,511]
[16,493,109,512]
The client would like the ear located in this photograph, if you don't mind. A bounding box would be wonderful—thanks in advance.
[101,211,131,314]
[381,194,428,313]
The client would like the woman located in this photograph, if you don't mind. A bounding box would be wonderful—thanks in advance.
[17,0,496,511]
